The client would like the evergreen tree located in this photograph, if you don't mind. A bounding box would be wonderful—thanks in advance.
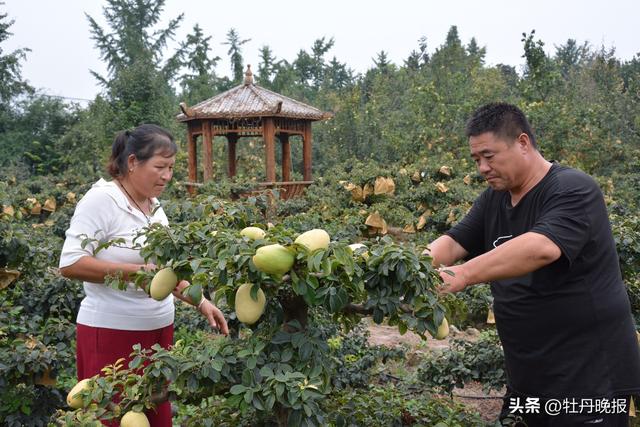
[467,37,486,67]
[310,37,334,88]
[179,24,221,104]
[0,4,34,166]
[257,45,278,88]
[20,96,80,174]
[0,5,32,106]
[554,39,591,79]
[86,0,183,128]
[430,26,468,74]
[323,57,352,90]
[223,28,251,84]
[404,36,429,70]
[373,50,391,71]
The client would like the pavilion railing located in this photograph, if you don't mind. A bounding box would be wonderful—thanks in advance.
[181,180,313,200]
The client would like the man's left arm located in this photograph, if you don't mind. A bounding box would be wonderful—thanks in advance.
[438,231,561,293]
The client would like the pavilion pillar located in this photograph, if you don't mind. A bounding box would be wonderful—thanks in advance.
[263,118,276,182]
[202,121,213,182]
[280,133,291,182]
[187,123,197,195]
[227,133,238,178]
[302,122,312,181]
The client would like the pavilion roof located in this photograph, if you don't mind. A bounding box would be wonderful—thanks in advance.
[177,67,331,122]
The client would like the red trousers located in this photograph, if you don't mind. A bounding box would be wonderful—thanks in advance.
[76,323,174,427]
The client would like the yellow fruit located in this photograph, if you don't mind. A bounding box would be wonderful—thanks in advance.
[150,268,178,301]
[235,283,266,324]
[434,317,449,340]
[66,378,92,409]
[252,244,294,275]
[120,411,150,427]
[240,226,266,240]
[347,243,369,260]
[294,229,330,252]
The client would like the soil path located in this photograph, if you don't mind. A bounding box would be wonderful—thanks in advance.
[366,320,504,423]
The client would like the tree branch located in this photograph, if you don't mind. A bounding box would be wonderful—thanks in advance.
[342,303,413,316]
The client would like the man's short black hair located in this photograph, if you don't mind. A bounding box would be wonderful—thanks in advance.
[465,102,537,149]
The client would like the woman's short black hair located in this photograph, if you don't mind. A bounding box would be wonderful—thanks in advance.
[107,124,177,178]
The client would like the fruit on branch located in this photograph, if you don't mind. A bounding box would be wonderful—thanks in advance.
[150,267,178,301]
[120,411,150,427]
[240,226,266,240]
[294,229,330,252]
[434,317,450,340]
[347,243,369,260]
[235,283,266,324]
[66,378,92,409]
[252,244,294,275]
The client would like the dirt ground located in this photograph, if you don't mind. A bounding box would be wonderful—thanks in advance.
[366,320,504,423]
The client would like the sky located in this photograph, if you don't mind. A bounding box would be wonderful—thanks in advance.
[3,0,639,103]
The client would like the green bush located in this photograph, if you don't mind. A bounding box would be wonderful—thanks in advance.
[417,329,505,395]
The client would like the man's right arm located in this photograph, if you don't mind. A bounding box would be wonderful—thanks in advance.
[426,235,468,267]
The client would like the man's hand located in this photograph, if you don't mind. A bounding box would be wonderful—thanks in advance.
[425,236,468,268]
[437,264,469,294]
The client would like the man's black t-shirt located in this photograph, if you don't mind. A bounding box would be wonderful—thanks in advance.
[447,163,640,399]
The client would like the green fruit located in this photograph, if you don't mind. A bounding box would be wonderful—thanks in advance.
[435,317,449,340]
[252,244,294,275]
[235,283,266,324]
[150,267,178,301]
[240,226,266,240]
[295,229,330,252]
[66,378,92,409]
[120,411,150,427]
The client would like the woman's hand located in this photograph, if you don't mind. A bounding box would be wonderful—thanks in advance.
[197,299,229,336]
[172,280,229,335]
[141,263,156,272]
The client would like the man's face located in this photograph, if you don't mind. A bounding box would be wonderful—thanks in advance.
[469,132,523,191]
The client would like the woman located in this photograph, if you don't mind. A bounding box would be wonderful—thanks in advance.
[59,124,228,426]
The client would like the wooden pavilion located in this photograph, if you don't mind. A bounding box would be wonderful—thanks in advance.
[177,65,332,199]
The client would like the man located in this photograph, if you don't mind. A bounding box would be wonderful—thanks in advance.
[428,103,640,426]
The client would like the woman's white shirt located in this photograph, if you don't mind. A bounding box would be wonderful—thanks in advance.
[59,178,174,330]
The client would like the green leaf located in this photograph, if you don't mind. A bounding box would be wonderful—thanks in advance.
[265,393,276,410]
[247,356,257,369]
[398,322,408,335]
[230,384,246,395]
[242,368,254,386]
[259,366,274,378]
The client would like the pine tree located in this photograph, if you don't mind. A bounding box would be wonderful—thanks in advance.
[0,9,31,106]
[257,45,278,88]
[554,39,591,79]
[86,0,183,128]
[179,24,221,104]
[223,28,251,84]
[0,3,33,163]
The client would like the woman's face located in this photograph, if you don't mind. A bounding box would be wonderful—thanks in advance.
[129,152,175,199]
